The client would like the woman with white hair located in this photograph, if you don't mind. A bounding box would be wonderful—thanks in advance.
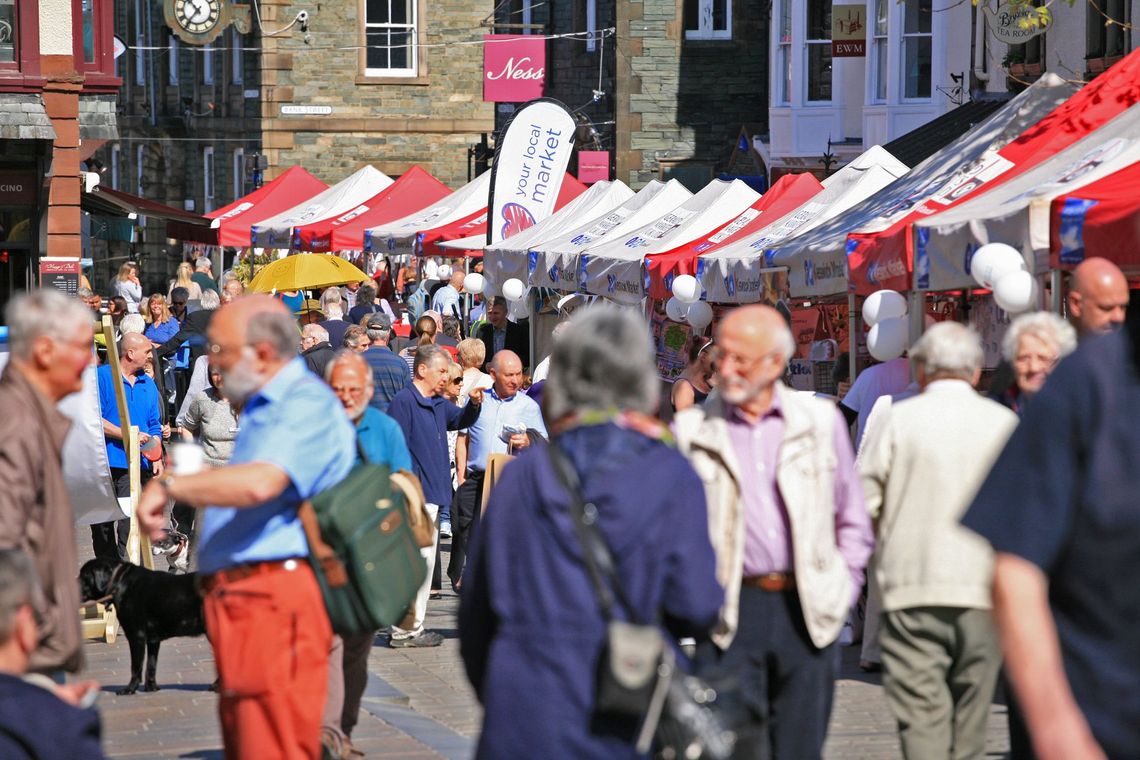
[458,306,723,759]
[995,311,1077,414]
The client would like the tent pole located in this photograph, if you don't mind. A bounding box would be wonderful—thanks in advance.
[1050,269,1063,314]
[848,293,858,384]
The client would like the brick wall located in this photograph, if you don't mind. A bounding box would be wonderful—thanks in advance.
[261,0,495,188]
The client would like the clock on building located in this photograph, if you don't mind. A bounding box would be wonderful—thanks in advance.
[164,0,232,44]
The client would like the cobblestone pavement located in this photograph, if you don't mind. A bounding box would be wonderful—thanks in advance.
[83,539,1011,759]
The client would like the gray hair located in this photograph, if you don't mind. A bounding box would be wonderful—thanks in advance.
[119,314,146,335]
[323,349,373,387]
[356,283,377,306]
[302,323,329,343]
[6,289,94,361]
[342,325,368,350]
[413,344,448,377]
[544,305,659,421]
[195,257,212,272]
[365,321,391,344]
[0,549,37,643]
[200,289,221,310]
[319,288,343,311]
[246,310,299,358]
[910,321,983,380]
[76,286,94,299]
[1001,311,1078,363]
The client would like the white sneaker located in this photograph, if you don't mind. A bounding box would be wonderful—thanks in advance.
[440,520,452,538]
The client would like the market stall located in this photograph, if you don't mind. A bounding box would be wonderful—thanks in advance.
[250,165,393,248]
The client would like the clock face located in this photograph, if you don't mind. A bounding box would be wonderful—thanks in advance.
[173,0,222,35]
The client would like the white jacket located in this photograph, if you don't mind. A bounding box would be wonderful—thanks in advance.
[674,384,868,649]
[858,380,1018,613]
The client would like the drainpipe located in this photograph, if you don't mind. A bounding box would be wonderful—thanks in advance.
[974,2,991,86]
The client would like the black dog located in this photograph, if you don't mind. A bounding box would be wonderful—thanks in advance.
[79,558,206,695]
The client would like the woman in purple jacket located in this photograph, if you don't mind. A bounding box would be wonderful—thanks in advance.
[459,306,723,759]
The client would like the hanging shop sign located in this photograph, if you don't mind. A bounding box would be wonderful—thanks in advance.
[577,151,610,184]
[984,1,1053,45]
[483,35,547,103]
[832,4,866,57]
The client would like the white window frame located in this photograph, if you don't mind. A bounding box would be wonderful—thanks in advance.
[202,44,214,84]
[231,28,243,83]
[136,145,145,194]
[168,36,179,85]
[901,0,932,101]
[804,0,831,103]
[774,0,792,104]
[870,0,889,103]
[685,0,732,41]
[134,0,145,86]
[363,0,419,77]
[111,144,121,190]
[586,0,597,52]
[203,147,215,213]
[233,148,245,200]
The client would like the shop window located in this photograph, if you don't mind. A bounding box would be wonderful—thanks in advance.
[0,0,17,65]
[806,0,831,102]
[362,0,419,77]
[871,0,889,102]
[903,0,931,99]
[1087,0,1130,59]
[1007,0,1044,70]
[775,0,792,104]
[684,0,731,41]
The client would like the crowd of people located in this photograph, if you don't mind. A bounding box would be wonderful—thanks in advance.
[0,251,1134,760]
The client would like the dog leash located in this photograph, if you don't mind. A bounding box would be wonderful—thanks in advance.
[82,562,130,608]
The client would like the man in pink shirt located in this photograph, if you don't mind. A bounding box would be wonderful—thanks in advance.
[674,304,874,760]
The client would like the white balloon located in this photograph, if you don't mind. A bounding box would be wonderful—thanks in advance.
[665,297,687,322]
[867,316,908,362]
[502,278,527,302]
[971,242,1025,289]
[437,264,452,279]
[862,289,907,327]
[423,259,439,280]
[672,274,702,304]
[686,301,714,331]
[463,272,485,295]
[993,270,1039,314]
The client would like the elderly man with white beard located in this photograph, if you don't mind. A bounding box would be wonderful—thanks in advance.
[673,304,874,760]
[137,295,355,759]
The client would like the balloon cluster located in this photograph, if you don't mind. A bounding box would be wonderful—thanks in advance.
[862,290,908,362]
[971,243,1036,314]
[668,274,713,331]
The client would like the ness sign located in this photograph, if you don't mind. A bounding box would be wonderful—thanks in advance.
[484,35,546,103]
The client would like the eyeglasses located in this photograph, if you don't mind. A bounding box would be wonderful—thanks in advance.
[709,347,773,372]
[331,385,367,396]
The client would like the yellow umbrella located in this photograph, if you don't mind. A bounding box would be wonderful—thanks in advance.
[248,253,369,293]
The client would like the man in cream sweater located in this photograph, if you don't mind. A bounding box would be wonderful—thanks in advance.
[859,321,1018,760]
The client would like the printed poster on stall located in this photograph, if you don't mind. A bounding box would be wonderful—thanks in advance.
[650,303,694,381]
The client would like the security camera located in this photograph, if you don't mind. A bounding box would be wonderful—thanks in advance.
[296,10,309,23]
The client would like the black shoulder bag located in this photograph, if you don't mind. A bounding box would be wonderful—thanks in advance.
[548,444,735,760]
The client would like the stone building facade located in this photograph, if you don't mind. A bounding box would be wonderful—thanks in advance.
[258,0,494,187]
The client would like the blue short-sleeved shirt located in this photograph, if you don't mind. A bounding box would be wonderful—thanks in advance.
[97,364,163,470]
[963,329,1140,757]
[464,388,547,473]
[356,406,412,472]
[362,345,410,413]
[196,358,356,574]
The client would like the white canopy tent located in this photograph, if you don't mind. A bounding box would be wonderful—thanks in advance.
[363,171,491,256]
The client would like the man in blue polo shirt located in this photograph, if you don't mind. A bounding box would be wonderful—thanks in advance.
[450,349,546,588]
[387,344,482,647]
[93,332,163,561]
[963,324,1140,760]
[136,295,355,760]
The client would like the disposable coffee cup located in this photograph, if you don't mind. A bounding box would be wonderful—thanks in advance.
[170,442,205,475]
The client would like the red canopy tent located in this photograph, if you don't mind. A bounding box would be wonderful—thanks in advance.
[643,173,825,300]
[844,49,1140,294]
[416,173,588,257]
[292,166,452,252]
[198,166,329,247]
[1049,161,1140,272]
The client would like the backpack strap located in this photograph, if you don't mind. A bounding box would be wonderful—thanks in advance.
[298,500,349,588]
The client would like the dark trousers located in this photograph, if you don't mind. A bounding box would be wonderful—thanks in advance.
[446,470,485,587]
[91,467,136,562]
[695,586,838,760]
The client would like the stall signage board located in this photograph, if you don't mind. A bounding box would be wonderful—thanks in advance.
[39,257,81,296]
[832,4,866,57]
[0,171,37,206]
[483,35,546,102]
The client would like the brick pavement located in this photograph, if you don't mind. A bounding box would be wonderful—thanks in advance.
[81,535,1011,759]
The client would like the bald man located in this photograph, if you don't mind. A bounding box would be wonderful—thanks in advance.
[673,305,874,760]
[1068,257,1129,337]
[93,332,165,561]
[137,295,356,759]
